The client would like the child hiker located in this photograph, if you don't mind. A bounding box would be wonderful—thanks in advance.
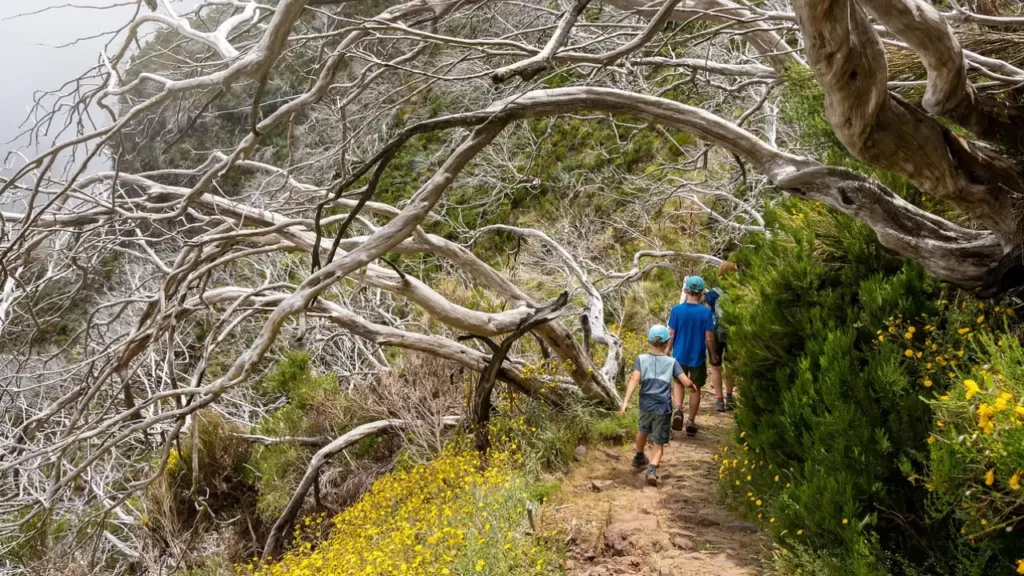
[619,325,696,486]
[705,261,738,412]
[668,275,719,437]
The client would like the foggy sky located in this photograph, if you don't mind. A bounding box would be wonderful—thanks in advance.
[0,1,197,180]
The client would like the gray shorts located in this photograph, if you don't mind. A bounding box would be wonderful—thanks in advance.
[638,411,671,445]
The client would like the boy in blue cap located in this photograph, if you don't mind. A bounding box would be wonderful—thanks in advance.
[667,276,719,437]
[619,324,695,486]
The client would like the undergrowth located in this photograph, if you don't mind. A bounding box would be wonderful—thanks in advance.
[720,198,1024,575]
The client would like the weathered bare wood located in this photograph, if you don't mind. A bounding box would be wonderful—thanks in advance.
[261,416,461,561]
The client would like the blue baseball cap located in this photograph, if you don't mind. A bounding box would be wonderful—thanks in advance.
[648,324,670,344]
[704,289,720,307]
[684,276,706,293]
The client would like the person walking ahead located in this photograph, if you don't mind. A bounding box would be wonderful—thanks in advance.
[706,261,738,412]
[667,276,718,436]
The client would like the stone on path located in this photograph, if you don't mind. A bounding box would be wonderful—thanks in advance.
[590,479,614,492]
[724,521,759,533]
[603,514,662,555]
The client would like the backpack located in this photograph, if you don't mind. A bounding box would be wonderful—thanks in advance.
[706,287,727,341]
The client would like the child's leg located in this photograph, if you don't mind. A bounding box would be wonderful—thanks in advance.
[710,364,724,399]
[687,385,701,420]
[650,442,665,466]
[672,380,684,411]
[687,363,708,421]
[634,431,648,454]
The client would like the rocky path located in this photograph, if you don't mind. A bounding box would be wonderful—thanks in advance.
[547,390,765,576]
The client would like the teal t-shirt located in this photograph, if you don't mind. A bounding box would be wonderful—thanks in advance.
[634,354,683,414]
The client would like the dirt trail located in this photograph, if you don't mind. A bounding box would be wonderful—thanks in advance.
[547,390,766,576]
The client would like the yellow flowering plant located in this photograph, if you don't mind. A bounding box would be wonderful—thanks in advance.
[245,442,562,576]
[926,334,1024,567]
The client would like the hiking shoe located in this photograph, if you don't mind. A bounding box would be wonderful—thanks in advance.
[671,408,685,431]
[685,417,698,437]
[631,452,650,470]
[725,395,737,411]
[645,465,659,487]
[714,398,727,413]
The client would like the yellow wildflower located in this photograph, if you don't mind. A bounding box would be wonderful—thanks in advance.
[904,349,914,358]
[842,518,849,525]
[1017,559,1024,574]
[978,403,996,434]
[1010,472,1021,491]
[995,394,1011,411]
[923,379,932,388]
[985,469,995,486]
[964,379,980,399]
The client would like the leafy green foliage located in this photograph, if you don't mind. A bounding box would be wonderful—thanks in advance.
[926,330,1024,575]
[250,351,369,519]
[720,199,1024,575]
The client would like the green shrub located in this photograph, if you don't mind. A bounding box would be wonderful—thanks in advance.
[926,331,1024,575]
[250,351,369,520]
[718,198,1024,575]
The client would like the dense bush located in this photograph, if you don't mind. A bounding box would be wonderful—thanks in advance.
[927,332,1024,574]
[719,199,1024,575]
[248,442,563,576]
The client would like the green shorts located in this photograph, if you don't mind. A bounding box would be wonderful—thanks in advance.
[681,363,708,388]
[638,411,671,445]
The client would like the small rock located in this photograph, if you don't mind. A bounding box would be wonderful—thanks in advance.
[677,512,722,527]
[565,560,575,570]
[660,570,675,576]
[574,445,587,459]
[604,514,660,555]
[724,521,759,533]
[666,528,696,538]
[726,548,738,556]
[590,479,614,492]
[670,536,695,550]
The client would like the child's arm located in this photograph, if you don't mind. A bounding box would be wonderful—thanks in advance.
[705,330,719,365]
[620,369,641,417]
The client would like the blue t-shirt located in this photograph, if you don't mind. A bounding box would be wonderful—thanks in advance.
[633,354,683,414]
[667,302,716,366]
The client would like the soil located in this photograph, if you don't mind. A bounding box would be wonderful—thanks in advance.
[546,390,766,576]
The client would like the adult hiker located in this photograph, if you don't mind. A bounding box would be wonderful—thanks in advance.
[667,275,719,437]
[706,261,738,412]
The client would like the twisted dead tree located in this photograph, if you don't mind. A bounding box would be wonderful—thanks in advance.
[2,0,1024,571]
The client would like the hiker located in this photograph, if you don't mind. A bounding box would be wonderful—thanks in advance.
[667,276,719,437]
[706,261,738,412]
[619,324,696,486]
